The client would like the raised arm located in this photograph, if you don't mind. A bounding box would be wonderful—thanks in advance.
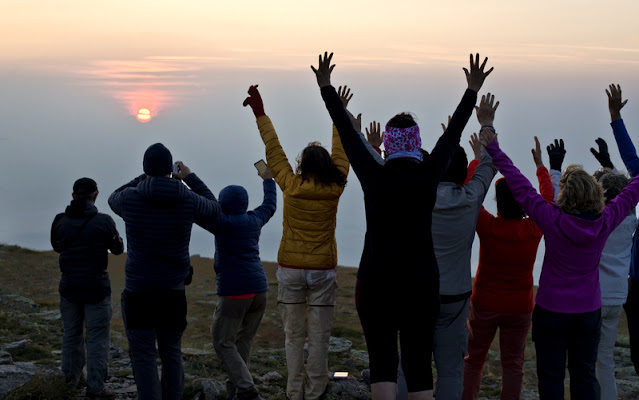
[546,138,565,201]
[531,136,554,203]
[464,117,482,184]
[251,176,278,227]
[481,129,559,232]
[313,52,381,184]
[607,84,639,177]
[108,174,146,216]
[465,132,498,198]
[366,121,384,156]
[590,138,615,170]
[244,85,295,190]
[173,162,221,220]
[464,95,499,186]
[428,58,493,181]
[331,86,352,177]
[175,161,216,201]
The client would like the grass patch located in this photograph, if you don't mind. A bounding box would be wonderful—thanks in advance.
[4,375,78,400]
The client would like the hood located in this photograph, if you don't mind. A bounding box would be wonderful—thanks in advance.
[555,206,606,244]
[65,201,99,218]
[219,185,248,215]
[136,176,187,205]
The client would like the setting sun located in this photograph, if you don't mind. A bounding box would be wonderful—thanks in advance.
[136,108,152,122]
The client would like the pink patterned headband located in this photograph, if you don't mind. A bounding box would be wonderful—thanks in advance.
[383,124,422,159]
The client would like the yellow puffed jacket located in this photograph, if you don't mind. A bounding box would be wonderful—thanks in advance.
[257,115,349,270]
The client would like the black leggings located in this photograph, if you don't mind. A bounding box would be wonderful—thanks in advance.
[355,279,439,392]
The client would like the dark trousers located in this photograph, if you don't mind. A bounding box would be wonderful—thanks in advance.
[121,289,187,400]
[624,277,639,374]
[532,305,601,400]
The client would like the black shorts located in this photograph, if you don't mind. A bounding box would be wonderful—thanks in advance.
[356,279,439,392]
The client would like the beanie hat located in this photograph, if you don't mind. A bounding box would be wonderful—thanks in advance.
[72,177,98,197]
[143,143,173,176]
[383,124,423,161]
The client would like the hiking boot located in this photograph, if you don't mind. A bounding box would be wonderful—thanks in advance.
[86,388,116,399]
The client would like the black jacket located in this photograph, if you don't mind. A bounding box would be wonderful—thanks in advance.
[108,173,220,292]
[320,85,477,295]
[51,201,124,303]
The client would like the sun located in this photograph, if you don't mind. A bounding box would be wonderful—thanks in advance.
[136,108,152,123]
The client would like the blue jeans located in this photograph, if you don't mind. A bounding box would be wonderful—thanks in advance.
[121,290,186,400]
[60,295,112,394]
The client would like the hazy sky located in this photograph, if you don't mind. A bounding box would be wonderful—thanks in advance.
[2,1,639,283]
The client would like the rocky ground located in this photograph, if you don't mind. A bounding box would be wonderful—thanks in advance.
[3,244,639,399]
[0,287,371,400]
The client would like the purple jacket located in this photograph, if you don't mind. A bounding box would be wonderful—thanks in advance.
[485,139,639,313]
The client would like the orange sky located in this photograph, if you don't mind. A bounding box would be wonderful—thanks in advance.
[2,0,639,71]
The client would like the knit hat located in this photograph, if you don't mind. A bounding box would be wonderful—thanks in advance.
[143,143,173,176]
[383,124,423,161]
[72,177,98,197]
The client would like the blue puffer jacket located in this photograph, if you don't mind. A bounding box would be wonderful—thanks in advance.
[197,179,277,296]
[109,173,221,292]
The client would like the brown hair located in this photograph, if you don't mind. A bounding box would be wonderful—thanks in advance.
[557,165,604,216]
[295,142,347,187]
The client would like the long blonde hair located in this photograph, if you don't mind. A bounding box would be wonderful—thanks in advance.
[557,165,604,216]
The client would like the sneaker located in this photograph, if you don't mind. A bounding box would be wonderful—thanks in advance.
[86,388,116,399]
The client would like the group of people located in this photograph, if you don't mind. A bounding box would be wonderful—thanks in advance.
[49,51,639,400]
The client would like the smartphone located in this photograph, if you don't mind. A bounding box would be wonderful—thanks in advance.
[333,371,348,380]
[254,159,268,175]
[172,163,180,174]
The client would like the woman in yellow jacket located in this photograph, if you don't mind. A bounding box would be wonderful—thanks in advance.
[244,84,349,400]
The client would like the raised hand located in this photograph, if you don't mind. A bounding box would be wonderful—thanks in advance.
[475,93,499,127]
[531,136,544,168]
[173,161,192,180]
[590,138,614,169]
[479,127,497,147]
[311,52,335,89]
[441,115,452,133]
[258,164,273,180]
[242,84,265,118]
[366,121,383,148]
[469,132,482,160]
[606,84,628,122]
[338,85,353,108]
[346,109,362,132]
[546,139,566,171]
[463,53,494,93]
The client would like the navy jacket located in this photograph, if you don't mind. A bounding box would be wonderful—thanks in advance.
[109,173,221,292]
[320,85,477,296]
[51,201,124,303]
[197,179,277,296]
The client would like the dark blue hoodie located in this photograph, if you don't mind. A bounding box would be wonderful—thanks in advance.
[198,179,277,296]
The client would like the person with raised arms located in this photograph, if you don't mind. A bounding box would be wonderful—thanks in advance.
[312,52,492,400]
[243,84,350,400]
[478,121,639,400]
[605,83,639,379]
[462,136,554,400]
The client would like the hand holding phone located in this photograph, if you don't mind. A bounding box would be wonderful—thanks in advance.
[254,159,272,180]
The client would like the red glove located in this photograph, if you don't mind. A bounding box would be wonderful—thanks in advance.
[242,84,265,118]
